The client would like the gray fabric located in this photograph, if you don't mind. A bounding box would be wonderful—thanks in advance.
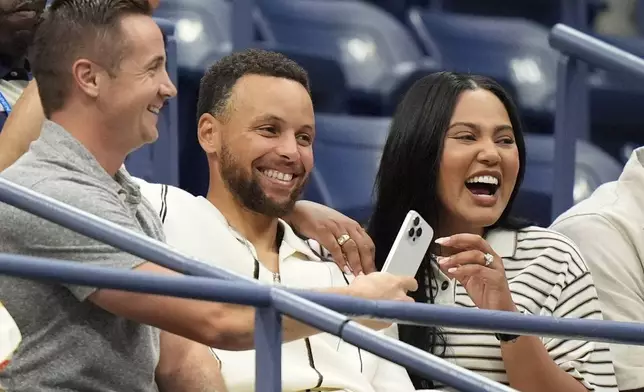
[0,121,165,391]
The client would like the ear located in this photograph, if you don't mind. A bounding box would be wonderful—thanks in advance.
[198,113,223,156]
[71,59,103,99]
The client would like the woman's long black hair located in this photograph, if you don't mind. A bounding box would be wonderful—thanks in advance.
[367,72,530,389]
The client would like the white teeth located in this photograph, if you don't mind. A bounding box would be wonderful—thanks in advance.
[262,169,293,182]
[466,175,499,185]
[147,106,160,114]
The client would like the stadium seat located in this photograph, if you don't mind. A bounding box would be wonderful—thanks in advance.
[153,0,233,69]
[406,10,557,133]
[421,0,606,28]
[125,17,180,187]
[309,114,622,227]
[153,0,350,196]
[255,0,442,115]
[582,34,644,163]
[408,10,644,164]
[517,133,622,226]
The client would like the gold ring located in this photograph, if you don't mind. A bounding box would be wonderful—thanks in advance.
[337,234,351,246]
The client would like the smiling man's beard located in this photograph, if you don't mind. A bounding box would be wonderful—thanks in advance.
[219,144,308,218]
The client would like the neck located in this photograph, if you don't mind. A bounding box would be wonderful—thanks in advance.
[206,181,280,253]
[50,106,128,176]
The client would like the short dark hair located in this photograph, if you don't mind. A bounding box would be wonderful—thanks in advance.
[196,48,311,122]
[30,0,152,117]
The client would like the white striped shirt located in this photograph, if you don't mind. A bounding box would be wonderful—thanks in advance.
[136,180,420,392]
[419,226,618,391]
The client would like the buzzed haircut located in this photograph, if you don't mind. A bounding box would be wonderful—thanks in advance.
[196,48,311,122]
[30,0,152,117]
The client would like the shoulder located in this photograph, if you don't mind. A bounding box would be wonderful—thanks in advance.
[0,168,119,219]
[134,179,199,220]
[553,177,635,230]
[511,226,590,278]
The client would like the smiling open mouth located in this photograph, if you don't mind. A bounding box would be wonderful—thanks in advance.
[465,175,500,196]
[260,169,295,183]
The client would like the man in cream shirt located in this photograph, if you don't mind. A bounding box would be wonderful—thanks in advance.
[137,48,424,391]
[552,147,644,392]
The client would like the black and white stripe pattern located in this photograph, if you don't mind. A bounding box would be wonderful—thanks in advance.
[158,184,168,223]
[433,227,618,390]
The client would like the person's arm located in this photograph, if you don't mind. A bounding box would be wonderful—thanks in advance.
[155,331,228,392]
[89,263,415,350]
[498,246,618,392]
[0,80,45,171]
[88,263,327,350]
[553,214,644,392]
[28,181,416,351]
[286,200,376,275]
[436,233,616,392]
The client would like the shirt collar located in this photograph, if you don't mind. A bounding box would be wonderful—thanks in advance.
[485,228,518,258]
[35,120,138,196]
[195,197,321,261]
[617,147,644,199]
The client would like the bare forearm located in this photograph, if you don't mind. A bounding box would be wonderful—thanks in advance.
[0,80,45,171]
[156,332,228,392]
[223,286,354,348]
[157,361,228,392]
[501,336,588,392]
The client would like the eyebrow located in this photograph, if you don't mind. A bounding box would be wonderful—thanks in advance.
[145,55,166,69]
[254,114,285,123]
[448,122,513,133]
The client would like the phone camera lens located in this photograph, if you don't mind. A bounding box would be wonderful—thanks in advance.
[416,228,423,237]
[413,217,420,226]
[408,228,415,237]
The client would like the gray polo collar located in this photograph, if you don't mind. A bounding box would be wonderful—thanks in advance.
[37,120,141,201]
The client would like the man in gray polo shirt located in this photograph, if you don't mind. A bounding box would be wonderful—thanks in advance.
[0,2,229,390]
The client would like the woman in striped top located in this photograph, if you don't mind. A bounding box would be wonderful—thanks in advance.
[367,72,618,391]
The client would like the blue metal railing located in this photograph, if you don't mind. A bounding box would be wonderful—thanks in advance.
[549,23,644,220]
[3,178,644,391]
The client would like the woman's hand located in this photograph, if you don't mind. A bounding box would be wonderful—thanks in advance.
[436,233,517,312]
[286,201,376,275]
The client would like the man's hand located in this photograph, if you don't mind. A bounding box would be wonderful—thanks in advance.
[348,272,417,302]
[288,200,376,275]
[344,272,417,330]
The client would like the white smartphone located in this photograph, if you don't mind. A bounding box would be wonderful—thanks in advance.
[381,210,433,277]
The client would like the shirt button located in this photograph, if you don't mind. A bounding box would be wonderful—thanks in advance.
[441,281,449,291]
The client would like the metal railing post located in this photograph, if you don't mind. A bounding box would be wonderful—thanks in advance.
[552,55,586,220]
[255,306,282,392]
